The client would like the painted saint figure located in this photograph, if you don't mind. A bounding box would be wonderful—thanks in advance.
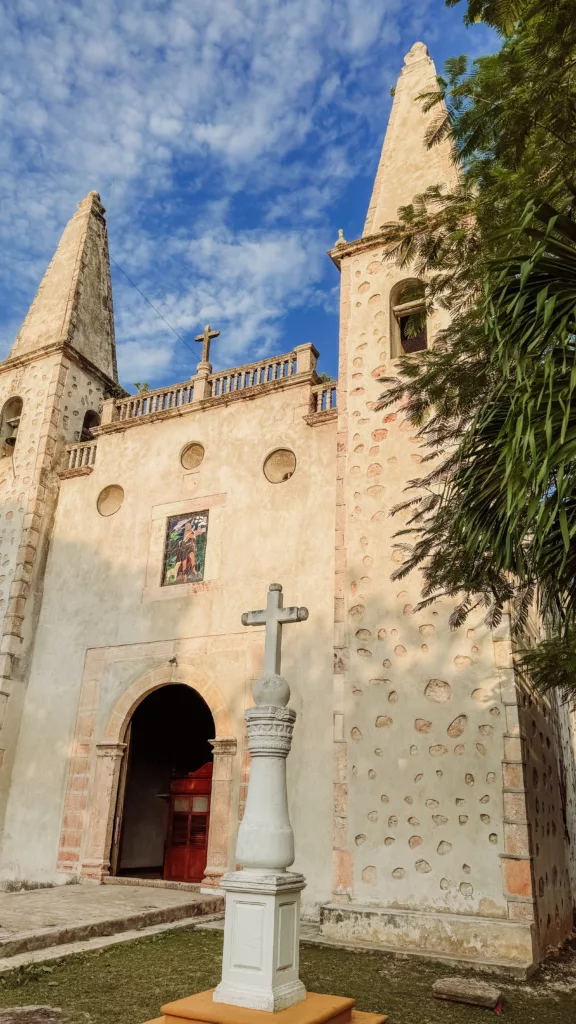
[163,511,209,586]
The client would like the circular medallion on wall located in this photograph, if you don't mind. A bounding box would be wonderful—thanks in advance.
[263,448,296,483]
[97,484,125,517]
[180,442,205,470]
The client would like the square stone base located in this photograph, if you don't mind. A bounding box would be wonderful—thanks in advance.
[215,871,307,1011]
[145,990,386,1024]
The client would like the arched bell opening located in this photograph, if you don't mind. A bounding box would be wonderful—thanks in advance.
[112,684,215,882]
[80,409,101,441]
[390,279,428,356]
[0,397,23,456]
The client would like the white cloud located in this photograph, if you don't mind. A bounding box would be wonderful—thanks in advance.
[0,0,441,384]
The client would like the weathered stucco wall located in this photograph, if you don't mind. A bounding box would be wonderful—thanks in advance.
[0,379,336,912]
[0,353,106,847]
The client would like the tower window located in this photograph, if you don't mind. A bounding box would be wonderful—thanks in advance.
[0,397,23,456]
[80,409,101,441]
[391,280,427,356]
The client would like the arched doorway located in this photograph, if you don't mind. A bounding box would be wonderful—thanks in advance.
[113,684,215,882]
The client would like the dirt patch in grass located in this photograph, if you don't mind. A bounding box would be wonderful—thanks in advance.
[0,929,573,1024]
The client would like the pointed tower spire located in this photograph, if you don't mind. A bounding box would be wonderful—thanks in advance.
[364,42,460,236]
[10,191,117,381]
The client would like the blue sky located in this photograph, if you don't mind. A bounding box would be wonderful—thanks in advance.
[0,1,496,391]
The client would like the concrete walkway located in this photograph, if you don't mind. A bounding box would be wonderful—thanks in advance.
[0,882,223,961]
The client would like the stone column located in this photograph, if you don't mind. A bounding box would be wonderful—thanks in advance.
[81,742,126,881]
[201,737,238,891]
[213,674,306,1013]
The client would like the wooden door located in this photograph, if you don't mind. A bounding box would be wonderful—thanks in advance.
[163,762,213,883]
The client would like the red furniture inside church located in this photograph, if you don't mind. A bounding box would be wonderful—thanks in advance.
[163,762,213,883]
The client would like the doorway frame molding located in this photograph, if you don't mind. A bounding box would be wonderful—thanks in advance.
[56,634,259,885]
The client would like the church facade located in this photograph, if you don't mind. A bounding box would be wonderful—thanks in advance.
[0,43,574,973]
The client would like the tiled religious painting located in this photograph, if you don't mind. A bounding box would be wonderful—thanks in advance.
[162,511,209,585]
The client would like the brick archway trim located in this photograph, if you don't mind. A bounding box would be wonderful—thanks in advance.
[57,655,239,879]
[104,665,233,743]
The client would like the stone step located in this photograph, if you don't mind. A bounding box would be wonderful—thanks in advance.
[0,913,224,975]
[102,876,202,893]
[0,892,223,959]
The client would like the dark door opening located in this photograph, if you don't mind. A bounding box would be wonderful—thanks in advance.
[114,684,215,880]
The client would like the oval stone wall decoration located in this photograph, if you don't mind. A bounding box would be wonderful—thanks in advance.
[180,442,205,470]
[263,448,296,483]
[97,484,124,517]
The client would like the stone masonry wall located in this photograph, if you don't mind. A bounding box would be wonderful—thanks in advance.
[332,243,524,923]
[519,686,573,950]
[555,698,576,917]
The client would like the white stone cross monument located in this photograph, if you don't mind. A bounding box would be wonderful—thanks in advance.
[213,583,309,1012]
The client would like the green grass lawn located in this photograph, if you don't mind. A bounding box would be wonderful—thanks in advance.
[0,929,573,1024]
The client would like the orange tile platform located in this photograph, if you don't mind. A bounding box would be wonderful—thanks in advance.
[144,990,387,1024]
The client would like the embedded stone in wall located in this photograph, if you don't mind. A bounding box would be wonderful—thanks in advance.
[447,716,467,738]
[416,860,431,873]
[425,679,452,702]
[454,656,472,668]
[415,719,432,733]
[420,624,435,636]
[349,604,365,617]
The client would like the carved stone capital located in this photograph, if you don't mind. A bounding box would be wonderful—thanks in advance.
[245,705,296,757]
[95,742,126,760]
[210,737,237,757]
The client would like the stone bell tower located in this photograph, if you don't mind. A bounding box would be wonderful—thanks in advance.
[0,192,118,836]
[321,42,573,969]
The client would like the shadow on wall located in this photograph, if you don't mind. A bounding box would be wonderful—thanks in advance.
[339,582,574,949]
[0,498,332,892]
[0,512,228,888]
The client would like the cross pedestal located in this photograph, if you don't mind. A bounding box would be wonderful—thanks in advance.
[215,869,306,1011]
[142,585,387,1024]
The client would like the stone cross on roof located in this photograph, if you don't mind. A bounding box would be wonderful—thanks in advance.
[194,324,220,364]
[242,583,308,677]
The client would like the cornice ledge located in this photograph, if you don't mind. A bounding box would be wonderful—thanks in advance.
[58,466,94,481]
[0,341,117,395]
[303,408,338,427]
[327,231,396,269]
